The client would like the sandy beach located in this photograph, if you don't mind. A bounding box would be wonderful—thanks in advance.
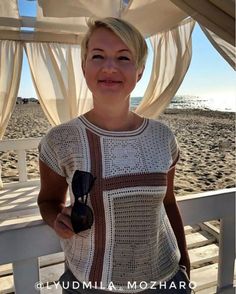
[1,103,235,196]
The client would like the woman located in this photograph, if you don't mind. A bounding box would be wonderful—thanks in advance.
[38,17,191,293]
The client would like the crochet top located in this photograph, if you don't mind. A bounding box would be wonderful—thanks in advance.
[39,115,180,292]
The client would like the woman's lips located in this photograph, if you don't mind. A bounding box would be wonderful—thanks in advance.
[98,79,122,83]
[98,79,122,87]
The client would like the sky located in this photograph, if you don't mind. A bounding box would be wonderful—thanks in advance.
[17,0,235,102]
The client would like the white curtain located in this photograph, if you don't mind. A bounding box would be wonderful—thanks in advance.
[38,0,124,18]
[200,25,236,70]
[169,0,235,46]
[25,42,93,126]
[122,0,188,37]
[135,18,195,118]
[0,40,23,139]
[0,40,23,187]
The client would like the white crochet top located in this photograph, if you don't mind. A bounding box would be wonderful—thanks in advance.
[39,115,180,292]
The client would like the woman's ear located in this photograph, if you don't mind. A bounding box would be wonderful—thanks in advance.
[137,66,145,82]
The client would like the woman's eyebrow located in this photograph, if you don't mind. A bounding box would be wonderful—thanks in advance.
[91,48,131,53]
[118,49,131,53]
[91,48,103,52]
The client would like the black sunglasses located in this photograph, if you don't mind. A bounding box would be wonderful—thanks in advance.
[71,170,96,233]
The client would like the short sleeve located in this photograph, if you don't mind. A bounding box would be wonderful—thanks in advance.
[168,129,180,169]
[38,130,66,177]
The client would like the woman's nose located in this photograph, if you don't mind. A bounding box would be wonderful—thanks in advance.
[102,58,117,73]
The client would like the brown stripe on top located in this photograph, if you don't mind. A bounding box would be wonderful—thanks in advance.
[104,172,167,191]
[86,129,167,287]
[86,129,106,286]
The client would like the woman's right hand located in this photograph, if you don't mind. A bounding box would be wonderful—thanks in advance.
[53,206,75,239]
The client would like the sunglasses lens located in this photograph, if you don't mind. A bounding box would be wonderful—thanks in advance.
[71,170,96,234]
[71,202,94,233]
[72,170,95,197]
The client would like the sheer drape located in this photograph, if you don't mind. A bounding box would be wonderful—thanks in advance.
[122,0,188,37]
[135,18,195,118]
[200,25,236,70]
[0,40,23,187]
[25,42,93,126]
[169,0,235,46]
[0,40,23,139]
[38,0,123,18]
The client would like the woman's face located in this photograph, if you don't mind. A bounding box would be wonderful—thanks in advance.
[82,27,143,106]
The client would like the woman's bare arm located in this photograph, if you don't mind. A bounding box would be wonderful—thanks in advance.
[37,159,74,239]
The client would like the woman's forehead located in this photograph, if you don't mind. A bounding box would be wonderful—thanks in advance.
[87,27,131,53]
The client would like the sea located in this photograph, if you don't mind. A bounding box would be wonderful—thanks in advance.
[130,95,236,112]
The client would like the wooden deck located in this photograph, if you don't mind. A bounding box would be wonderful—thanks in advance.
[0,183,235,293]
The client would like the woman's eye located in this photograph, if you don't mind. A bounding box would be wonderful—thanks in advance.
[92,55,103,59]
[118,56,130,61]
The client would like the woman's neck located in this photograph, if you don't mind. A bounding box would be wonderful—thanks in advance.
[84,106,143,132]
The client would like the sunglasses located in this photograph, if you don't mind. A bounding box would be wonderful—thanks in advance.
[71,170,96,234]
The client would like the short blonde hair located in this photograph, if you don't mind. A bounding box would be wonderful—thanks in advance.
[81,17,148,69]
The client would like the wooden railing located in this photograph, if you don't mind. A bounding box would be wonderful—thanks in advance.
[0,189,234,293]
[0,137,41,188]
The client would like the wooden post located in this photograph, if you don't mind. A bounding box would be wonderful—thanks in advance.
[13,257,40,294]
[217,213,235,293]
[17,149,28,182]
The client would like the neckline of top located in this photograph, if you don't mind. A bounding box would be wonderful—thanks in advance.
[78,115,149,137]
